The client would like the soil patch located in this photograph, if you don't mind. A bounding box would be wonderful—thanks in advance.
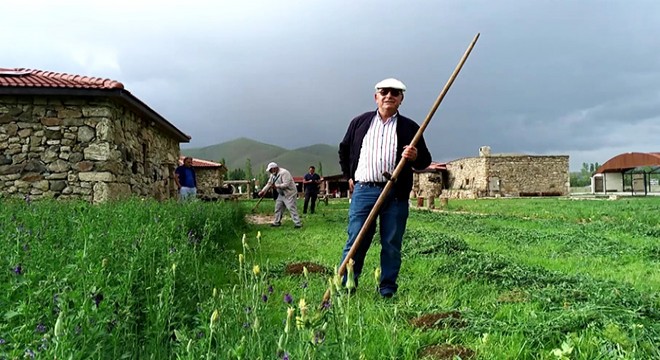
[246,214,273,225]
[285,262,330,275]
[497,289,529,303]
[419,344,475,359]
[410,311,467,330]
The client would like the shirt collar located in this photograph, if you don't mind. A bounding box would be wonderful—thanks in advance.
[375,110,398,125]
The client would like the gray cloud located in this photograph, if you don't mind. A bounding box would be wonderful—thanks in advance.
[2,0,659,170]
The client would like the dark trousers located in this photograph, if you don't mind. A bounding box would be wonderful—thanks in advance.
[303,192,318,214]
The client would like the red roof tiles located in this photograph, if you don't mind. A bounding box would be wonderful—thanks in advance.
[414,161,447,173]
[0,68,124,90]
[179,156,224,168]
[1,67,191,143]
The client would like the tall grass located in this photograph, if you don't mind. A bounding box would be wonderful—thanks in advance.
[1,198,246,359]
[1,196,659,359]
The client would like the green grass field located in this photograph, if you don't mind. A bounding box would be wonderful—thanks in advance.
[1,196,658,359]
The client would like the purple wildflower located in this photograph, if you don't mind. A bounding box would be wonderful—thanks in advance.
[284,293,293,304]
[25,349,35,358]
[261,294,268,302]
[92,293,104,307]
[24,194,31,205]
[196,331,204,339]
[322,300,331,310]
[282,352,290,360]
[13,264,23,275]
[169,247,177,254]
[187,230,200,245]
[268,284,274,293]
[243,322,251,329]
[312,330,325,345]
[38,337,48,351]
[35,323,47,333]
[0,338,6,345]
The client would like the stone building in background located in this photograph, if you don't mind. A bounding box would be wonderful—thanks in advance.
[443,146,569,199]
[178,156,228,199]
[413,146,570,200]
[0,68,190,203]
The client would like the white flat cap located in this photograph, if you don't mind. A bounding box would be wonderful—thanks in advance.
[374,78,407,91]
[266,162,278,172]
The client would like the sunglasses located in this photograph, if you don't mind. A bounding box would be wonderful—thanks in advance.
[377,88,402,97]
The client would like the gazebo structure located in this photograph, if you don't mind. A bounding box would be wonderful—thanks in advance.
[591,152,660,195]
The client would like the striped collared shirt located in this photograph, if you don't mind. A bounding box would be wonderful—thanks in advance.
[354,111,398,182]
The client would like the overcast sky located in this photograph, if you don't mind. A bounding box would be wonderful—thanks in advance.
[3,0,659,170]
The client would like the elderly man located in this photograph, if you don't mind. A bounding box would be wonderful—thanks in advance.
[175,156,198,201]
[258,162,302,228]
[338,78,432,298]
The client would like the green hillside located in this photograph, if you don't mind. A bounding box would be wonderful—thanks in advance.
[182,138,341,177]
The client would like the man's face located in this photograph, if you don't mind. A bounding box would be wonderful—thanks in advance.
[269,167,278,175]
[184,158,193,167]
[309,167,315,174]
[374,88,403,113]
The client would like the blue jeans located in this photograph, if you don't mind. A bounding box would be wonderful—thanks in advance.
[340,182,409,295]
[179,187,197,201]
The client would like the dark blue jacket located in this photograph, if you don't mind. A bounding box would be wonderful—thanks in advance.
[338,111,432,200]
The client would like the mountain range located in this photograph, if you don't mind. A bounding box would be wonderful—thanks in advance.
[181,137,342,176]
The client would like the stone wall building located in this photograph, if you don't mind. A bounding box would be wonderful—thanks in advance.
[0,68,190,202]
[413,162,448,199]
[178,156,227,199]
[442,146,570,199]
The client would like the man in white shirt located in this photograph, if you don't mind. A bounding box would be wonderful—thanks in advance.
[337,78,432,298]
[259,162,302,228]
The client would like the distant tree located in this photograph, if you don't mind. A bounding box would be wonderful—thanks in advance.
[228,168,246,180]
[245,158,253,182]
[571,161,601,187]
[255,164,269,190]
[318,161,323,176]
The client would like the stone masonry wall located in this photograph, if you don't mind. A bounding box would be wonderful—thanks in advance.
[486,155,569,196]
[413,172,444,199]
[195,168,222,196]
[443,157,488,199]
[0,95,181,202]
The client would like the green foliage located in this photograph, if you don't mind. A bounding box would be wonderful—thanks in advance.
[228,167,246,180]
[245,158,253,182]
[570,162,601,187]
[0,198,246,359]
[2,196,660,359]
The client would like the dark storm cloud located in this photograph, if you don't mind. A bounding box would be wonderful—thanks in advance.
[2,0,659,169]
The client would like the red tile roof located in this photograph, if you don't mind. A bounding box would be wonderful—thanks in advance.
[0,68,124,89]
[414,161,447,173]
[0,67,190,143]
[179,156,224,168]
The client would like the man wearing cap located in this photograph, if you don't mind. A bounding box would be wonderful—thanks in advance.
[258,162,302,228]
[338,78,432,298]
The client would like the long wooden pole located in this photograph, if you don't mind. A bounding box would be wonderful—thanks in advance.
[321,33,480,306]
[251,174,280,212]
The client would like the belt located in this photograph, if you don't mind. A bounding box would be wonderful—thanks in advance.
[358,181,387,188]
